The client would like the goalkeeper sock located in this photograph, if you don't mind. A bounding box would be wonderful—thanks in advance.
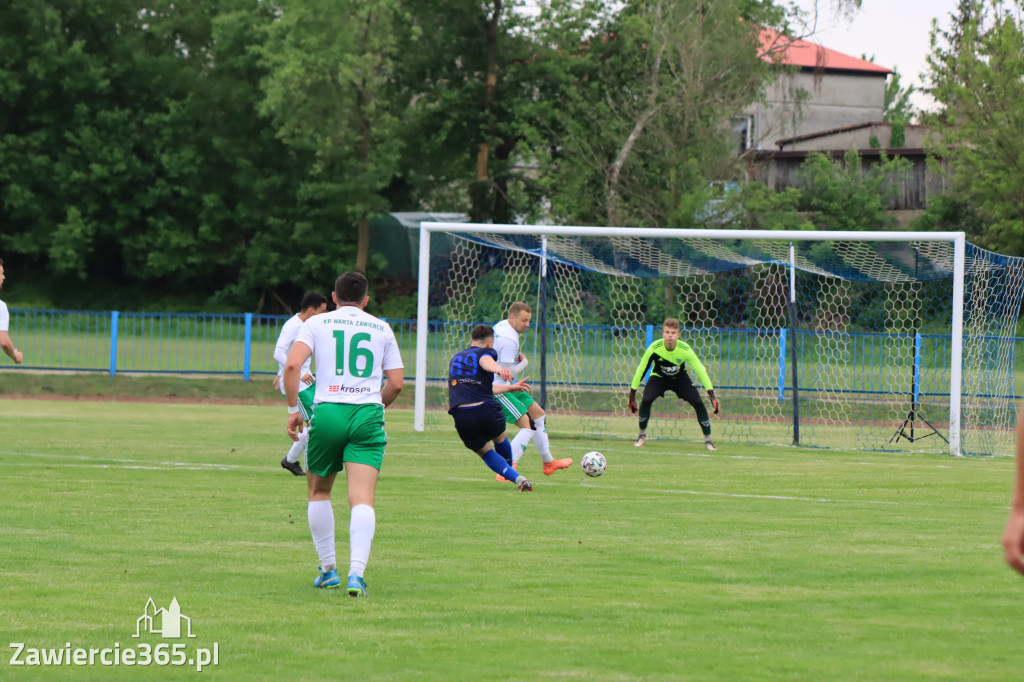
[349,504,375,579]
[308,500,336,571]
[693,401,712,436]
[638,402,653,430]
[285,428,307,463]
[510,428,533,464]
[494,437,514,466]
[481,448,520,481]
[530,416,554,464]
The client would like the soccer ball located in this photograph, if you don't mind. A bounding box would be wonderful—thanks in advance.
[581,451,606,477]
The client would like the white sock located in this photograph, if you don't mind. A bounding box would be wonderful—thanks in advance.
[510,428,534,465]
[308,500,336,571]
[285,428,308,464]
[531,416,554,463]
[349,504,375,579]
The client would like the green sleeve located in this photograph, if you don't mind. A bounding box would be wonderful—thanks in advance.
[630,343,657,390]
[682,346,713,391]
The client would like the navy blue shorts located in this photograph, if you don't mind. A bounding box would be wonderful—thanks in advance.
[449,401,507,452]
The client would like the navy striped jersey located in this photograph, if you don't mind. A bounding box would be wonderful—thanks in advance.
[448,346,499,411]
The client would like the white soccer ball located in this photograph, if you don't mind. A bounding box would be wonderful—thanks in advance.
[581,451,606,477]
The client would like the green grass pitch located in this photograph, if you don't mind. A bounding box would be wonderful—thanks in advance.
[0,398,1021,681]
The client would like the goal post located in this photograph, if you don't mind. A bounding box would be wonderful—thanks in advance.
[414,224,1022,457]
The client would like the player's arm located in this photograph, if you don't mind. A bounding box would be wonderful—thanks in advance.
[1003,399,1024,576]
[283,340,312,440]
[273,325,294,368]
[381,367,404,407]
[510,355,528,375]
[0,330,22,364]
[493,376,530,394]
[628,344,656,413]
[682,346,720,414]
[479,354,513,383]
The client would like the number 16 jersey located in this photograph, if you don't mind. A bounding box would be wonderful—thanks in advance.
[295,305,404,406]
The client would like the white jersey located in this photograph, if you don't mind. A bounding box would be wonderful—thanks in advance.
[492,319,521,386]
[295,305,403,405]
[0,299,8,332]
[273,313,312,395]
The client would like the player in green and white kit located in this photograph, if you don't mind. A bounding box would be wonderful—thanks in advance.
[273,291,328,476]
[492,302,572,478]
[628,317,722,450]
[284,272,404,596]
[0,258,24,365]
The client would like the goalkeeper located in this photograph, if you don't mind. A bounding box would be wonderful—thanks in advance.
[628,318,721,451]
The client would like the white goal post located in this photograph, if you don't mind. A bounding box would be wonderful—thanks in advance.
[414,224,992,457]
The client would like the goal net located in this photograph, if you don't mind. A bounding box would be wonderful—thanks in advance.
[413,225,1024,456]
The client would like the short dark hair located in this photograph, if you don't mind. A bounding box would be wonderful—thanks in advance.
[471,324,494,343]
[335,271,368,303]
[300,291,328,312]
[663,318,680,330]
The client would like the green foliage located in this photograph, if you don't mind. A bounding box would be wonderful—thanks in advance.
[925,0,1024,256]
[540,0,782,227]
[793,150,910,230]
[888,121,905,148]
[725,181,812,230]
[0,0,336,309]
[883,67,917,123]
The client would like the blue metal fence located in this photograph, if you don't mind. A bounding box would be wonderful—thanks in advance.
[1,309,1022,403]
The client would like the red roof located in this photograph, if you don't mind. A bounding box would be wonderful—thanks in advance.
[758,27,891,75]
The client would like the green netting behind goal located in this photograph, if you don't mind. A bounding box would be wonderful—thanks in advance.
[417,227,1024,456]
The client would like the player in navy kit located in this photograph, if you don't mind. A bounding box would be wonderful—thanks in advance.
[449,324,534,491]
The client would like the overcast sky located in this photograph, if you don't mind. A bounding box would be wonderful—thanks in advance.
[789,0,962,113]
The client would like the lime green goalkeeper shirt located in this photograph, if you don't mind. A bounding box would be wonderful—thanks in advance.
[629,339,713,391]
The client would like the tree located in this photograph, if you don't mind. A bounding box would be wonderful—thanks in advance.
[883,67,917,124]
[260,0,412,273]
[0,0,331,310]
[394,0,570,224]
[925,0,1024,255]
[540,0,784,228]
[794,149,910,230]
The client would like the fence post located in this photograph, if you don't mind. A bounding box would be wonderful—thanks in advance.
[243,313,253,381]
[777,328,787,401]
[109,311,119,377]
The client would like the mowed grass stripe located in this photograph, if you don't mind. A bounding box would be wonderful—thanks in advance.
[0,398,1020,682]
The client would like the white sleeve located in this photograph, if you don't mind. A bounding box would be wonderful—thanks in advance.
[273,319,297,368]
[0,301,8,333]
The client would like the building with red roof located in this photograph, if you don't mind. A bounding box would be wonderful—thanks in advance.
[739,28,893,154]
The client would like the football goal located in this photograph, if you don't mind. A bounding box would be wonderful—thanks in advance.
[413,225,1024,456]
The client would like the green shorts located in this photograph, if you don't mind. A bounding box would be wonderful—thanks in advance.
[297,383,316,422]
[494,390,535,423]
[306,402,387,476]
